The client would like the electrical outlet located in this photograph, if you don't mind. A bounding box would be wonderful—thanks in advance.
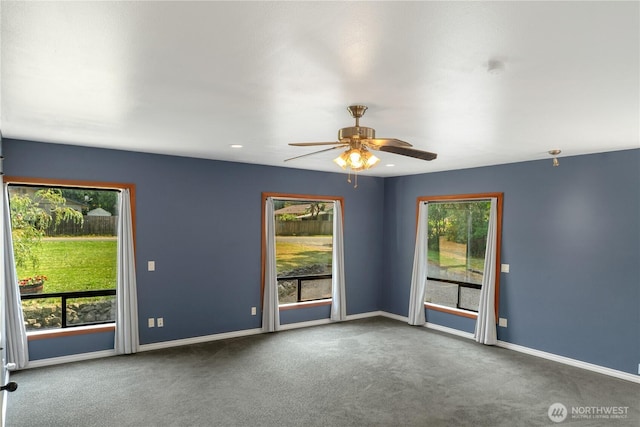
[148,318,155,328]
[499,317,508,328]
[157,317,164,328]
[148,261,155,271]
[251,307,257,316]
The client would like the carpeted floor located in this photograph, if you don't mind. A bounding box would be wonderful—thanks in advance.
[6,317,640,426]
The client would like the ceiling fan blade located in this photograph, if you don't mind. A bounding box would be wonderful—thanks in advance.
[367,138,413,148]
[377,145,438,161]
[289,142,344,147]
[284,145,348,162]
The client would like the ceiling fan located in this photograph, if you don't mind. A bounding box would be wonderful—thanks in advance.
[286,105,437,186]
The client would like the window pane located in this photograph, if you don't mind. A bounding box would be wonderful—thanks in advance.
[425,200,490,311]
[274,200,333,304]
[22,298,61,330]
[427,201,490,285]
[300,278,332,301]
[67,296,116,326]
[459,287,480,312]
[425,280,458,309]
[278,279,298,304]
[9,185,119,330]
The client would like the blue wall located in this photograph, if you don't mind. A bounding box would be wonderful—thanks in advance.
[4,139,384,356]
[4,139,639,376]
[382,149,640,374]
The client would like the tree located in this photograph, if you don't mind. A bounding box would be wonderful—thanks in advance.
[306,202,326,220]
[61,189,118,215]
[427,201,490,257]
[10,189,84,270]
[427,203,451,251]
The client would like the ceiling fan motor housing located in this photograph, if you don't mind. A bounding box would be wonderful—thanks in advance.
[339,126,375,143]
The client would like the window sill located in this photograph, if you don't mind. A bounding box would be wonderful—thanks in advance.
[279,299,332,311]
[27,324,115,341]
[425,303,478,319]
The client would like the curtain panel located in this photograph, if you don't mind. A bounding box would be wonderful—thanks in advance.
[114,189,140,354]
[474,198,498,345]
[2,184,29,368]
[262,197,280,332]
[408,201,429,326]
[330,200,346,321]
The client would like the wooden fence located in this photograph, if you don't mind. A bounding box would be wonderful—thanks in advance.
[46,216,117,236]
[276,220,333,236]
[46,217,330,237]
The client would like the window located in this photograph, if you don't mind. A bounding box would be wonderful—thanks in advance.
[6,178,134,333]
[419,193,502,318]
[261,193,344,311]
[273,199,334,304]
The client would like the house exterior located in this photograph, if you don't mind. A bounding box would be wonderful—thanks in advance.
[7,186,86,213]
[87,207,111,216]
[274,203,334,221]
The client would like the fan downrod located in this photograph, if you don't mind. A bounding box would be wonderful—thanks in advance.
[347,105,368,120]
[341,105,374,141]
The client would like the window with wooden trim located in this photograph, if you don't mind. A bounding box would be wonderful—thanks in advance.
[419,193,502,318]
[261,193,344,310]
[5,177,135,334]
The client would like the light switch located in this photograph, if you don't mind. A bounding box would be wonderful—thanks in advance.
[501,264,510,273]
[148,261,155,271]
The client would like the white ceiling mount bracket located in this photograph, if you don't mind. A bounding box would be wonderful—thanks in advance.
[487,59,505,75]
[549,149,562,167]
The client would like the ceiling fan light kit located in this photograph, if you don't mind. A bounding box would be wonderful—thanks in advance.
[333,144,380,171]
[287,105,437,187]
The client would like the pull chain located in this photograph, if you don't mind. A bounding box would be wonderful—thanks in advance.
[346,169,358,188]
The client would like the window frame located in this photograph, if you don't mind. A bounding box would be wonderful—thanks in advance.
[416,192,503,320]
[3,176,136,339]
[261,192,344,311]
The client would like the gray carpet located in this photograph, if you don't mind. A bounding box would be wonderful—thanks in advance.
[6,317,640,426]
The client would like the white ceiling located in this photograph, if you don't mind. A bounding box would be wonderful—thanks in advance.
[1,1,638,177]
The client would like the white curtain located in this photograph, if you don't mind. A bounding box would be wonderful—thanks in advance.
[262,197,280,332]
[330,200,346,321]
[2,184,29,368]
[114,189,140,354]
[474,198,498,345]
[408,202,429,326]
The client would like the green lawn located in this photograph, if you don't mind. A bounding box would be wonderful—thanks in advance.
[275,238,332,274]
[428,249,484,272]
[17,238,117,293]
[18,237,330,293]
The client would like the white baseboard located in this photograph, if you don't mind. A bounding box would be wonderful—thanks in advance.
[425,321,475,340]
[495,340,640,384]
[139,327,263,352]
[24,349,117,370]
[378,311,407,322]
[279,318,331,331]
[377,311,476,340]
[22,311,640,383]
[139,314,378,351]
[376,311,639,384]
[277,311,386,331]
